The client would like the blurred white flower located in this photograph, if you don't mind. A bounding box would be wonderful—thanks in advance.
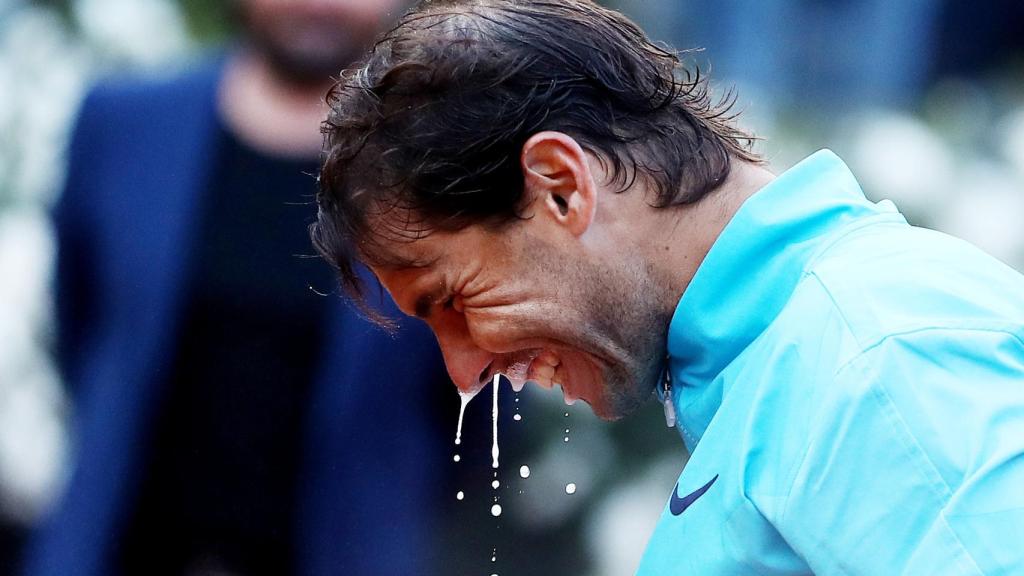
[0,367,68,523]
[74,0,190,67]
[997,108,1024,181]
[0,209,53,347]
[845,109,955,226]
[0,208,68,523]
[936,159,1024,270]
[0,7,92,205]
[585,456,680,576]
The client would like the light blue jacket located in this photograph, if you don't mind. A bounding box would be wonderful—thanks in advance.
[638,151,1024,575]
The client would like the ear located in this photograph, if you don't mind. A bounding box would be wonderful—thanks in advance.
[521,131,598,237]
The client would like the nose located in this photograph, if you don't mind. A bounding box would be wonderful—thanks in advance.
[433,315,495,395]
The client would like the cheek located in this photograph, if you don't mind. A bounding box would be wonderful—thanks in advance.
[463,301,572,353]
[462,311,515,352]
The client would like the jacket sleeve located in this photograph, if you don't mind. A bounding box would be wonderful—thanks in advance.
[52,87,108,395]
[775,327,1024,576]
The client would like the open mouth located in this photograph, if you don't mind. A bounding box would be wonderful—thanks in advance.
[485,348,540,391]
[482,348,594,407]
[522,350,580,406]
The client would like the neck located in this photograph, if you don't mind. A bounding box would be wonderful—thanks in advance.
[217,48,332,159]
[649,160,776,316]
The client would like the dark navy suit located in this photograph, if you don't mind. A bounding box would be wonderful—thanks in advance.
[22,59,451,576]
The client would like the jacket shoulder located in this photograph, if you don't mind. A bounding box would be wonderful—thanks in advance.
[79,57,222,130]
[807,223,1024,350]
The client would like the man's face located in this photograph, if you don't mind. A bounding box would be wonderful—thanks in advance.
[241,0,406,84]
[371,198,669,421]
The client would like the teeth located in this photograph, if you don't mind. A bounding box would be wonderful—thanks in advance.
[525,350,560,390]
[534,363,555,380]
[536,351,560,367]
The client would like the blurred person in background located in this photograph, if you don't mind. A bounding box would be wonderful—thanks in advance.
[18,1,458,575]
[311,1,1024,574]
[638,0,943,113]
[620,0,1024,117]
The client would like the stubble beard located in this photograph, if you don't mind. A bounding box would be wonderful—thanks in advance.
[579,252,672,421]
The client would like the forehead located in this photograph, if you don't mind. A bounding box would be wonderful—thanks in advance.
[362,225,451,272]
[360,206,528,296]
[366,221,504,290]
[360,204,505,269]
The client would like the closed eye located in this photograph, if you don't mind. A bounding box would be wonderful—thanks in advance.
[415,292,455,319]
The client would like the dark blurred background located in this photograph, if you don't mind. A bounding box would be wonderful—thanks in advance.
[1,0,1023,575]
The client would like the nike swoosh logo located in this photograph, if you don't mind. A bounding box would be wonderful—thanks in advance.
[669,474,719,516]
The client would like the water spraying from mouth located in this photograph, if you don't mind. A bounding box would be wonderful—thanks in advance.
[500,349,541,392]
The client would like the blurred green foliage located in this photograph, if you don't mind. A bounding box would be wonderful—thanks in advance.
[27,0,236,44]
[175,0,235,44]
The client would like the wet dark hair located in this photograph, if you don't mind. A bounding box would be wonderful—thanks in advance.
[312,0,760,311]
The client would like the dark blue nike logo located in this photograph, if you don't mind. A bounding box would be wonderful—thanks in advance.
[669,474,718,516]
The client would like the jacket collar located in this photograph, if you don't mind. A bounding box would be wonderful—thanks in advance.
[665,150,904,449]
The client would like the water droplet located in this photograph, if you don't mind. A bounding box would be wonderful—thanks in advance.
[513,414,522,421]
[564,412,569,417]
[453,454,460,462]
[456,491,464,500]
[491,504,502,516]
[564,428,569,434]
[519,465,530,478]
[563,437,569,442]
[491,479,500,489]
[565,483,577,495]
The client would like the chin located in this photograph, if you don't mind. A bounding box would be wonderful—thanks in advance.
[588,394,645,422]
[595,367,659,421]
[588,401,627,422]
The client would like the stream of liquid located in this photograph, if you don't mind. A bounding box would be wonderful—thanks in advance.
[454,389,478,446]
[450,372,581,574]
[491,374,500,469]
